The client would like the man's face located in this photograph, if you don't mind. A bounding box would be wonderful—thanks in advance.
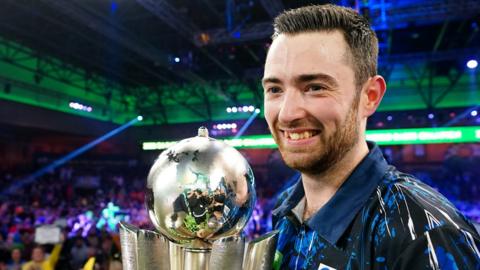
[263,31,362,174]
[32,247,44,262]
[11,249,21,261]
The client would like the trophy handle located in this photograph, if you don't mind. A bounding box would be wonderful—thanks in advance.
[243,230,279,270]
[119,222,170,270]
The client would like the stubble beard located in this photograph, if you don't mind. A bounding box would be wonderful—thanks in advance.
[272,96,361,175]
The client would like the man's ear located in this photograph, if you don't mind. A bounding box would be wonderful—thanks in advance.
[361,75,386,117]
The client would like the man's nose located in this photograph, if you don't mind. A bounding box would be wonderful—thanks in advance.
[278,89,307,124]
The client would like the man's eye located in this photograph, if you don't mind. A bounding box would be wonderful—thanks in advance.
[308,85,326,91]
[266,87,282,94]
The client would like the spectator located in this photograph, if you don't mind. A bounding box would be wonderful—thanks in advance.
[6,247,23,270]
[21,244,61,270]
[69,237,88,270]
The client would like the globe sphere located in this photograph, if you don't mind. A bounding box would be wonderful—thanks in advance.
[145,128,256,248]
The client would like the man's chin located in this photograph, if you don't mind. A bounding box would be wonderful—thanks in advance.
[280,148,343,175]
[280,151,320,170]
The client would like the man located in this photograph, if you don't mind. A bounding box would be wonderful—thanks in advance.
[70,237,89,270]
[21,244,61,270]
[6,247,23,270]
[263,4,480,270]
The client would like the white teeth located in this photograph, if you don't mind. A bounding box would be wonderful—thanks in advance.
[287,131,314,140]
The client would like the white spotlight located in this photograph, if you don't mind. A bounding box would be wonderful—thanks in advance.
[467,59,478,69]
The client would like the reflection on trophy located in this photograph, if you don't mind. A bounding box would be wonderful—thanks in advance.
[119,127,278,270]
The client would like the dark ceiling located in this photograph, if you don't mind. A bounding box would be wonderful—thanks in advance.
[0,0,479,125]
[1,0,279,86]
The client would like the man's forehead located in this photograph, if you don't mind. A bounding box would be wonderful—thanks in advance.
[264,31,353,81]
[268,30,348,53]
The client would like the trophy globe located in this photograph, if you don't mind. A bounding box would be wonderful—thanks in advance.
[145,127,256,248]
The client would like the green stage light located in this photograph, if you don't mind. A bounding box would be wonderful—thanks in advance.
[142,126,480,150]
[142,141,177,150]
[365,127,478,145]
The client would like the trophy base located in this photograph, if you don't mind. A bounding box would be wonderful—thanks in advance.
[119,222,278,270]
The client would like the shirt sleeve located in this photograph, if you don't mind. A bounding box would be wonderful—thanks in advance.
[392,225,480,269]
[46,244,62,269]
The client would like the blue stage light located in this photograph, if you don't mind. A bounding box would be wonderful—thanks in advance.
[234,109,261,138]
[1,116,141,195]
[110,1,118,13]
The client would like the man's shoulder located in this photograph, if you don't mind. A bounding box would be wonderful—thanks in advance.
[368,167,477,241]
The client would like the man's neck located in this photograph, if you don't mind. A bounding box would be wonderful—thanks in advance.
[302,142,369,220]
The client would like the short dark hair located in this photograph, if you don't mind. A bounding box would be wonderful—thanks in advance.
[273,4,378,88]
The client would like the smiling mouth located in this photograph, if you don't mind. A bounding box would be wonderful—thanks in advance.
[284,130,320,140]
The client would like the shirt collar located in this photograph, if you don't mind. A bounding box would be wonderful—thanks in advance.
[272,141,389,245]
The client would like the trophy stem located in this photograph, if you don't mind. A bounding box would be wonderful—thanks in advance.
[184,248,211,270]
[169,242,184,270]
[209,235,244,270]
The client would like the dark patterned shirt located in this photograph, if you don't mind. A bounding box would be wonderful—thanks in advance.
[272,142,480,270]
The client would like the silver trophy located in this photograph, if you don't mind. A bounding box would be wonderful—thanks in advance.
[120,127,278,270]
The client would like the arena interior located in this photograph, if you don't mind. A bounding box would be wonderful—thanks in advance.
[0,0,479,269]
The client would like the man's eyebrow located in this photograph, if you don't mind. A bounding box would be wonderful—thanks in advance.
[295,73,339,87]
[261,77,282,86]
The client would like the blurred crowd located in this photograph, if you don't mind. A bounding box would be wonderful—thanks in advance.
[0,144,479,269]
[0,163,146,270]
